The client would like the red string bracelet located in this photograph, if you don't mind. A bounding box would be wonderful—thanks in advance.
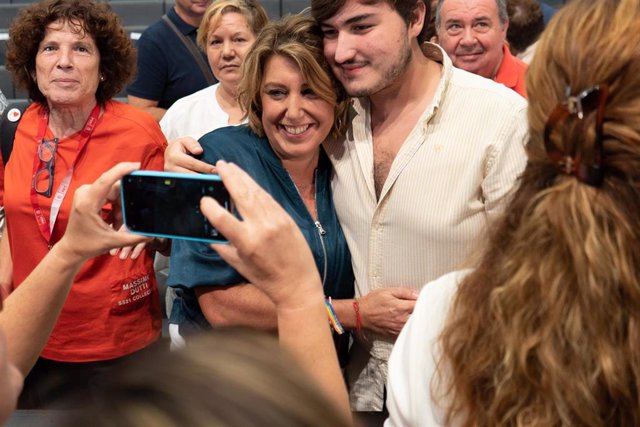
[353,300,363,339]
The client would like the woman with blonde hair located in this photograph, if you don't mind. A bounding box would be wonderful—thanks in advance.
[167,14,355,359]
[155,0,267,324]
[160,0,269,141]
[185,0,640,425]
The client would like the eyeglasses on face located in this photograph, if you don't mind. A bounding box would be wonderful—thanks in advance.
[33,137,59,197]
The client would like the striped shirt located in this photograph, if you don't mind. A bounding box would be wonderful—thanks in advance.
[324,43,529,411]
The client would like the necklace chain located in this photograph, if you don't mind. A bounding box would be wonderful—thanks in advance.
[288,170,318,219]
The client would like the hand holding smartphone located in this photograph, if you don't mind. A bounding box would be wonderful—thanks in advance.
[120,171,232,243]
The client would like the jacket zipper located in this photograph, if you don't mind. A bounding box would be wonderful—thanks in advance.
[315,219,327,289]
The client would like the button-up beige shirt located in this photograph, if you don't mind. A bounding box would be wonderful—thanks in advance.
[324,43,529,411]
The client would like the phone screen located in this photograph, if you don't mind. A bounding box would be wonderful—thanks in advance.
[121,171,231,243]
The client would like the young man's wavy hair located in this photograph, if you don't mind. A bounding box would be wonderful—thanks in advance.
[437,0,640,425]
[311,0,431,45]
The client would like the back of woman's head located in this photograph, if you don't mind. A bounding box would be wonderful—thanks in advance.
[439,0,640,425]
[61,330,350,427]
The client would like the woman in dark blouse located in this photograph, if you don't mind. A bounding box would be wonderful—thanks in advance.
[167,15,355,359]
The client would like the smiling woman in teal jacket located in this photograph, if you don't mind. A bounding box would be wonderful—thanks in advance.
[167,15,355,360]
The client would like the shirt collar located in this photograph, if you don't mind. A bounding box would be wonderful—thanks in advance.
[494,44,517,89]
[418,42,452,119]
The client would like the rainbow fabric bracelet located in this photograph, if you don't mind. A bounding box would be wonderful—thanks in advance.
[325,297,345,335]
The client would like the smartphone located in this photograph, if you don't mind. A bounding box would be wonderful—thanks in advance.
[120,171,232,243]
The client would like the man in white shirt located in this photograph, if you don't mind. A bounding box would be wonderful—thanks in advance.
[311,0,528,417]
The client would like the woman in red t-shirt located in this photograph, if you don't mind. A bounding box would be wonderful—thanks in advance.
[2,0,167,408]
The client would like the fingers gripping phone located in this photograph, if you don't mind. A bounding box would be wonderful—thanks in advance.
[120,171,232,243]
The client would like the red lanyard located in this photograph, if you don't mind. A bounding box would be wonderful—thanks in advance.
[31,103,101,246]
